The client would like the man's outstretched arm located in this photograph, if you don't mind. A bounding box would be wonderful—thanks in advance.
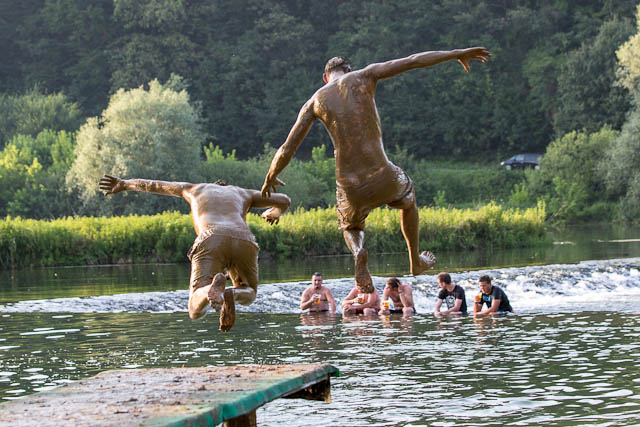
[99,175,192,198]
[261,100,316,197]
[364,47,490,81]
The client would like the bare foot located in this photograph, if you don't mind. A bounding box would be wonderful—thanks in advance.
[219,288,236,333]
[355,248,374,293]
[412,250,436,276]
[208,273,226,312]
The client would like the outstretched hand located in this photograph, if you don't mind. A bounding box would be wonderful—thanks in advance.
[261,177,286,198]
[457,47,490,72]
[99,174,124,195]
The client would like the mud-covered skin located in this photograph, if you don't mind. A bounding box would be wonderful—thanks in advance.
[262,48,489,289]
[99,174,290,330]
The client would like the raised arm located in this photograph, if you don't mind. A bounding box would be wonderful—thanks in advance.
[261,100,317,197]
[364,47,490,81]
[99,175,193,198]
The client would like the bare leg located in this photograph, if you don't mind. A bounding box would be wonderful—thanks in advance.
[227,268,257,306]
[188,272,227,320]
[343,229,374,293]
[219,288,235,333]
[188,284,212,320]
[208,273,227,311]
[399,202,436,275]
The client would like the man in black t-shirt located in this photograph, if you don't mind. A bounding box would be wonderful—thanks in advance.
[473,275,513,315]
[434,272,467,315]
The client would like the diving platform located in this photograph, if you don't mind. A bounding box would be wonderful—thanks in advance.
[0,363,340,426]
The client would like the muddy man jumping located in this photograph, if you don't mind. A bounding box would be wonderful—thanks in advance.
[262,47,490,292]
[100,175,290,332]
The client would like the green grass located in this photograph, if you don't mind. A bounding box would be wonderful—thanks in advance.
[0,202,548,269]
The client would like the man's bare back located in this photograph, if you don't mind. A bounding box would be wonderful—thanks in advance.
[262,47,490,292]
[311,70,390,184]
[99,175,290,332]
[185,184,265,235]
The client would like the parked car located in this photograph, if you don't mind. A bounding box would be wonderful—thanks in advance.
[500,153,542,170]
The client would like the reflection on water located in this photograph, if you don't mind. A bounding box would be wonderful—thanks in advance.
[1,224,640,425]
[2,311,640,426]
[2,258,639,315]
[2,224,640,304]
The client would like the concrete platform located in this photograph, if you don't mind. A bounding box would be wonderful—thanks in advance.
[0,363,340,426]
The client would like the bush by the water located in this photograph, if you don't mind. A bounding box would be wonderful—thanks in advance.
[0,203,547,269]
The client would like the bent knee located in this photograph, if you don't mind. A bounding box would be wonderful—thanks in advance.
[235,289,256,306]
[189,308,207,320]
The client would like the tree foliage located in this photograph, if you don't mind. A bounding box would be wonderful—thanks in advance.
[523,127,618,221]
[2,0,637,160]
[66,77,205,215]
[0,130,77,219]
[555,17,635,136]
[0,88,83,150]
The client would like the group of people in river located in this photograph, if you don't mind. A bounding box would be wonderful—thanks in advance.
[99,46,491,332]
[300,271,513,317]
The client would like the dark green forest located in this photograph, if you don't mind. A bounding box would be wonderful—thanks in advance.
[2,0,640,223]
[1,0,636,158]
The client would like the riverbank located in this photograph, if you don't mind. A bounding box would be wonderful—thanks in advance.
[0,202,547,269]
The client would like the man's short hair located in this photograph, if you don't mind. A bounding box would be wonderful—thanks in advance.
[386,277,401,288]
[437,272,451,285]
[478,275,492,284]
[324,56,352,75]
[312,272,322,278]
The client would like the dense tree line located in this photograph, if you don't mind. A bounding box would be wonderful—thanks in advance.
[2,0,640,223]
[1,0,636,159]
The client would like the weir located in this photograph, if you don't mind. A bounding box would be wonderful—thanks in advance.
[0,364,339,426]
[2,258,639,314]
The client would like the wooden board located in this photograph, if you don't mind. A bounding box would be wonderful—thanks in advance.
[0,363,339,426]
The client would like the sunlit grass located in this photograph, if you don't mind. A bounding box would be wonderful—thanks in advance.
[1,202,547,268]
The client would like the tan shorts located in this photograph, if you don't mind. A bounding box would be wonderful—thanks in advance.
[187,226,259,292]
[336,165,415,230]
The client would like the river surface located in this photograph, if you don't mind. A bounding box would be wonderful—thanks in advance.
[1,225,640,426]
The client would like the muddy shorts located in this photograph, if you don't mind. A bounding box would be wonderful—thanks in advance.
[336,165,414,231]
[187,226,259,291]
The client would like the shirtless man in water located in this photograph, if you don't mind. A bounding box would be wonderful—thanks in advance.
[300,272,336,313]
[262,47,490,293]
[99,175,290,332]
